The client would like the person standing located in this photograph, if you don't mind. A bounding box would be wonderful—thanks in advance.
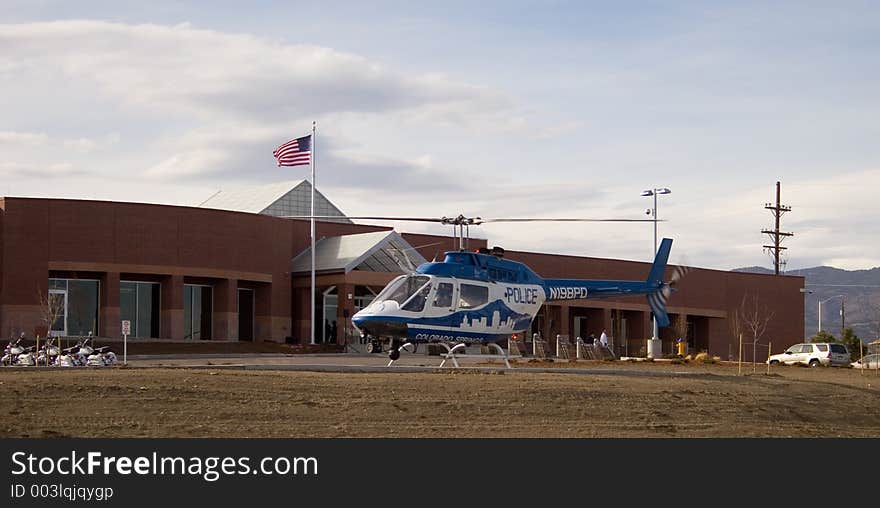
[599,330,609,348]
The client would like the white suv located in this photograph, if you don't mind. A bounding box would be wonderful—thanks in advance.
[767,342,850,367]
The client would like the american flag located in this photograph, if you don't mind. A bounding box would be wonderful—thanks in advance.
[272,135,311,167]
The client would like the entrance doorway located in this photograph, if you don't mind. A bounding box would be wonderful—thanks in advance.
[573,316,587,341]
[237,289,254,341]
[611,311,627,357]
[322,287,338,344]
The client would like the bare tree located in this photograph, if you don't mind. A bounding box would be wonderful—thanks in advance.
[36,288,65,340]
[728,304,744,362]
[738,294,775,367]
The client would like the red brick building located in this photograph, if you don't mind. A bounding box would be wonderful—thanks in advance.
[0,187,805,360]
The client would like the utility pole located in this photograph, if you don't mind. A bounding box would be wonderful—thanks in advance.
[762,181,793,275]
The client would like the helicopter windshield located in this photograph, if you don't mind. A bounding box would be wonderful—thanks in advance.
[373,275,431,310]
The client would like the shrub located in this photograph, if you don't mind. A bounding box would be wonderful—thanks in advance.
[694,352,718,364]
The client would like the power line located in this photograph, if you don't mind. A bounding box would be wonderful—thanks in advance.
[761,181,793,275]
[805,284,880,288]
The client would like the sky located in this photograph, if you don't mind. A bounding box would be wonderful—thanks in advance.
[2,1,879,271]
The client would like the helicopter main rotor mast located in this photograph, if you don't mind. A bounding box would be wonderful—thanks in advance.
[440,214,481,251]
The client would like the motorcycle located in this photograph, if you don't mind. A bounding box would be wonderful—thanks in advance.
[50,334,117,367]
[89,345,118,366]
[1,337,23,366]
[17,344,36,366]
[36,337,61,366]
[1,334,35,366]
[78,334,118,366]
[58,336,90,367]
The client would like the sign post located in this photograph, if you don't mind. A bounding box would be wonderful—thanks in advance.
[121,320,131,365]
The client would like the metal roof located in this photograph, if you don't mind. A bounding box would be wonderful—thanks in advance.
[291,231,428,274]
[198,180,351,222]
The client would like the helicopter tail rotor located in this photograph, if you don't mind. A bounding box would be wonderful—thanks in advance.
[647,258,692,329]
[662,263,692,299]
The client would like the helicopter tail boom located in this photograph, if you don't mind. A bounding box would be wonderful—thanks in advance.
[541,238,674,326]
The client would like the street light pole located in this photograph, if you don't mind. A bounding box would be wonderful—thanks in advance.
[800,288,814,339]
[650,191,658,344]
[818,295,845,337]
[642,187,671,358]
[653,191,658,259]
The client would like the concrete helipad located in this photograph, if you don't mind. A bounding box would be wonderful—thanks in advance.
[123,351,711,378]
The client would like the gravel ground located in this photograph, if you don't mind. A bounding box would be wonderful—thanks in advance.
[2,360,879,438]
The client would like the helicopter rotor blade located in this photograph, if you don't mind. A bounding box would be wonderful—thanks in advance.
[278,215,449,223]
[280,215,661,224]
[477,218,662,224]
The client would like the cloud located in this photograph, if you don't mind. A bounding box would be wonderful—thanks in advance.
[143,150,231,179]
[0,161,85,178]
[0,20,534,192]
[2,15,877,273]
[62,138,97,153]
[0,20,518,126]
[0,130,119,180]
[0,131,48,146]
[0,130,115,155]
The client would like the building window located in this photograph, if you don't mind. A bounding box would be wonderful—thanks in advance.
[184,285,212,340]
[120,281,161,338]
[47,278,99,337]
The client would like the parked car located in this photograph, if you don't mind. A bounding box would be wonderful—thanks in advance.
[766,342,850,367]
[851,354,880,369]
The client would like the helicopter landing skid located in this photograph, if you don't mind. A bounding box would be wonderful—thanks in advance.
[437,342,512,370]
[386,342,417,367]
[386,341,512,369]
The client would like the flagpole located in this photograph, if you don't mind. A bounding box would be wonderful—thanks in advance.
[310,121,316,345]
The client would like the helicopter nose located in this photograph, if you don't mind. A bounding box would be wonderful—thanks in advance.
[351,314,408,338]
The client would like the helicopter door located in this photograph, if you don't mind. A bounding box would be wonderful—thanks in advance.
[432,282,454,310]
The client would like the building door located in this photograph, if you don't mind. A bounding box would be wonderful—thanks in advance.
[352,292,375,344]
[48,289,67,337]
[237,289,254,341]
[322,287,338,344]
[573,316,587,341]
[184,284,212,340]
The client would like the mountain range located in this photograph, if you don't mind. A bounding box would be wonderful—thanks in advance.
[731,266,880,343]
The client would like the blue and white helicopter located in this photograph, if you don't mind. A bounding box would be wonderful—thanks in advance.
[288,214,682,366]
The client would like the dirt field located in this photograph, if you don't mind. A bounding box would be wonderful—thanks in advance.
[2,360,880,438]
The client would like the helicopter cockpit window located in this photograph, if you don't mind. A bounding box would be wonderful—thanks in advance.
[433,282,454,308]
[458,283,488,309]
[371,275,406,304]
[381,275,430,307]
[402,283,431,312]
